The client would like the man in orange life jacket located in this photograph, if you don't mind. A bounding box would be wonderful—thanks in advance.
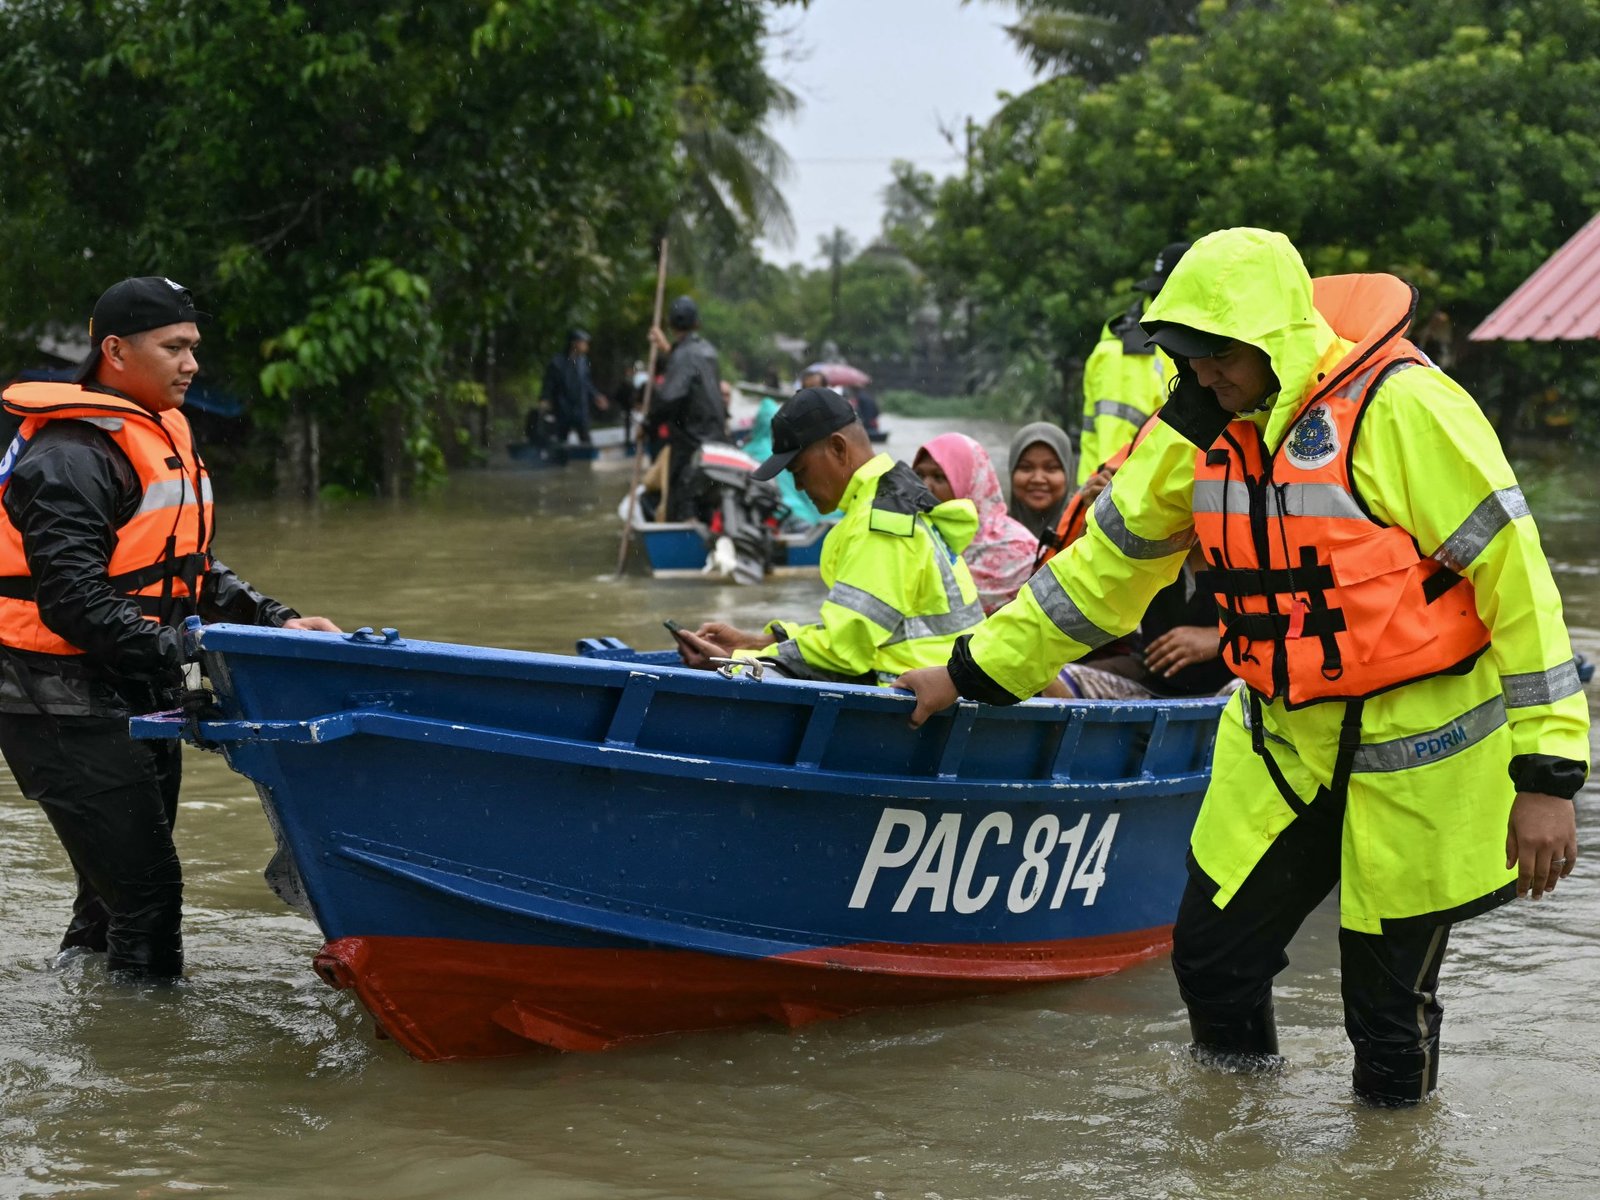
[895,229,1588,1105]
[0,277,339,980]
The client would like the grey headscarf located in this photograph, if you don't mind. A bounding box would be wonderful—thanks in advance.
[1005,421,1076,539]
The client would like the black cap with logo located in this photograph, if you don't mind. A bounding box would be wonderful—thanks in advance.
[1133,241,1193,294]
[74,276,205,382]
[750,387,859,480]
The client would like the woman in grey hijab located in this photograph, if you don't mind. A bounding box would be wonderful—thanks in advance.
[1005,421,1075,542]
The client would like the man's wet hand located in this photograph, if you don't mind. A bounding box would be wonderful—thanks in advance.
[672,627,722,669]
[1506,792,1578,900]
[892,666,958,728]
[283,616,341,633]
[694,622,772,653]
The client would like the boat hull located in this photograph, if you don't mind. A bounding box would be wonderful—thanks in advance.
[135,626,1224,1060]
[311,925,1171,1058]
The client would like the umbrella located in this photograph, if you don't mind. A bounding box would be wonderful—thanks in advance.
[805,362,871,389]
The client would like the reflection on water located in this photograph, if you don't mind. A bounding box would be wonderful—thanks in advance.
[2,420,1598,1198]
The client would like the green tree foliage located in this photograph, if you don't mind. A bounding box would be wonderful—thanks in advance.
[702,238,932,385]
[910,0,1600,426]
[0,0,801,494]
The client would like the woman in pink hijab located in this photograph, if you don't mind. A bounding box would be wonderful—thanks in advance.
[913,433,1039,614]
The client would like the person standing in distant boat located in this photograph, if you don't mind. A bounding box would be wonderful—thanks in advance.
[647,296,726,521]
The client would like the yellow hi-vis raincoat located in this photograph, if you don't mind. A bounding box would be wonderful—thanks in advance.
[960,228,1589,934]
[1077,301,1174,485]
[753,454,985,683]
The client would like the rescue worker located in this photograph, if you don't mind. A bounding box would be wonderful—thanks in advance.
[895,228,1589,1106]
[0,276,340,979]
[647,296,726,521]
[672,387,984,683]
[1076,241,1189,486]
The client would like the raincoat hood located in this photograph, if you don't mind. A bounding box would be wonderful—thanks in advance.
[928,495,979,555]
[1141,227,1342,450]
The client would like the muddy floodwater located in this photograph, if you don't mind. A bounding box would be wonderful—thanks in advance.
[2,416,1598,1199]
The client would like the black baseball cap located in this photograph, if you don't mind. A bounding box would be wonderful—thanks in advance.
[667,295,699,331]
[1141,320,1233,360]
[568,327,591,344]
[1133,241,1192,294]
[751,387,859,480]
[74,276,205,382]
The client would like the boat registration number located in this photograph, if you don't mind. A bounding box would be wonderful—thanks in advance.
[848,808,1120,914]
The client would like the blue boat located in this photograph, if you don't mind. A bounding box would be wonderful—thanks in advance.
[633,518,831,577]
[133,624,1225,1060]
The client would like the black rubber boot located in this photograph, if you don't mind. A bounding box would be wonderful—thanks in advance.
[1351,1047,1439,1107]
[1187,998,1286,1072]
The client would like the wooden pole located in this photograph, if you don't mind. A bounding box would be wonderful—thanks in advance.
[615,237,671,578]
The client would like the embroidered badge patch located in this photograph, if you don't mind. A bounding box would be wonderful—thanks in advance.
[1285,404,1338,468]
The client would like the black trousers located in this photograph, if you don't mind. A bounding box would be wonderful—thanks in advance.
[553,400,592,445]
[0,712,184,977]
[1171,784,1451,1103]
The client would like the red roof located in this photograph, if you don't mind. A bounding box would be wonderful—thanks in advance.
[1471,212,1600,341]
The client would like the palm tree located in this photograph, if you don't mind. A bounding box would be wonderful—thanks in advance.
[673,71,799,264]
[969,0,1201,83]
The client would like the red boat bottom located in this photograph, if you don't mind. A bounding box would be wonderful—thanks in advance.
[311,929,1173,1061]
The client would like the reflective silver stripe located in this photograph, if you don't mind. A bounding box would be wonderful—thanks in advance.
[899,600,985,643]
[77,416,124,432]
[1350,696,1506,774]
[920,515,970,613]
[1192,480,1251,514]
[828,575,983,646]
[1431,487,1529,572]
[135,478,206,517]
[1190,479,1367,521]
[1093,399,1149,427]
[1093,485,1194,559]
[1502,660,1583,709]
[771,639,811,674]
[1237,694,1296,750]
[1027,570,1117,649]
[1331,363,1382,401]
[826,581,903,631]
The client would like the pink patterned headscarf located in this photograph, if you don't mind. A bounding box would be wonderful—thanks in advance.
[918,433,1040,614]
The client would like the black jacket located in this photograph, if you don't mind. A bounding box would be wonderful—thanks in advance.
[0,419,297,716]
[540,351,595,418]
[648,332,725,449]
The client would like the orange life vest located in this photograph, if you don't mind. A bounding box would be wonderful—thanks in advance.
[1192,275,1490,709]
[0,381,213,657]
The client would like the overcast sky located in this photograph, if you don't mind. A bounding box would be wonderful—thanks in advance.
[760,0,1037,266]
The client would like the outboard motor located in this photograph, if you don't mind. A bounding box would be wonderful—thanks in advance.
[684,443,787,584]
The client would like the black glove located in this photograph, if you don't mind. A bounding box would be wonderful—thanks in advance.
[1158,357,1232,448]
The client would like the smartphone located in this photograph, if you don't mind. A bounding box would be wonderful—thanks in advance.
[663,619,688,638]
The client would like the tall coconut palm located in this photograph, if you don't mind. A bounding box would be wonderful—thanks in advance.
[970,0,1201,83]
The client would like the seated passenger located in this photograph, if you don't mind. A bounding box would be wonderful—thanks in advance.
[673,388,984,684]
[744,394,824,528]
[1042,439,1230,699]
[1006,422,1075,543]
[913,433,1038,614]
